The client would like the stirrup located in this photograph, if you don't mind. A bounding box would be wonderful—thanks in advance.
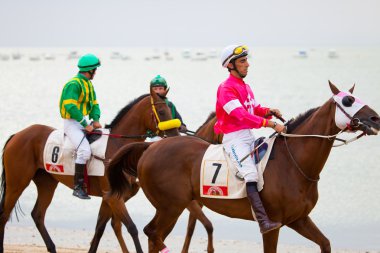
[260,221,282,234]
[73,187,91,200]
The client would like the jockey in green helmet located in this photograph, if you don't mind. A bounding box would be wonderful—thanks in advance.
[77,53,101,79]
[59,53,102,200]
[150,75,187,133]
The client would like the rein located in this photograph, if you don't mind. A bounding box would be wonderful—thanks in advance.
[85,97,167,140]
[279,131,366,147]
[184,129,222,144]
[283,135,320,182]
[86,131,156,139]
[282,129,365,182]
[278,99,368,182]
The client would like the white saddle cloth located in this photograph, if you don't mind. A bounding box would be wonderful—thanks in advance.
[43,129,109,176]
[200,137,276,199]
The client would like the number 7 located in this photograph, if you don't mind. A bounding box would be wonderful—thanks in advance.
[211,163,222,184]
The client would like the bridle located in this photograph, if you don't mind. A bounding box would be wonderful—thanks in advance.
[150,96,180,137]
[334,100,363,132]
[86,96,178,140]
[274,95,370,183]
[150,96,167,136]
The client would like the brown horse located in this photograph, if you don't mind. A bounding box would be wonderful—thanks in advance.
[0,88,179,253]
[107,82,380,253]
[180,112,221,253]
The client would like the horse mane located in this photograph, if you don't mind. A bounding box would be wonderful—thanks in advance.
[195,112,216,133]
[105,94,150,129]
[286,107,320,133]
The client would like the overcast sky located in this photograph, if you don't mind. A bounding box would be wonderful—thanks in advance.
[1,0,379,47]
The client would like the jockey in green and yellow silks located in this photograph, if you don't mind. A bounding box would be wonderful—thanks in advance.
[59,53,102,200]
[59,74,100,127]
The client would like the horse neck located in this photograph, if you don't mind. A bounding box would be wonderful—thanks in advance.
[289,100,340,180]
[196,123,213,141]
[107,99,152,153]
[196,117,222,144]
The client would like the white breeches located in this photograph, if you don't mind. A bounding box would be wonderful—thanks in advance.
[63,119,91,164]
[223,129,258,183]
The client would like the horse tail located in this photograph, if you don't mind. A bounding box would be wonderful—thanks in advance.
[0,134,15,213]
[107,142,152,198]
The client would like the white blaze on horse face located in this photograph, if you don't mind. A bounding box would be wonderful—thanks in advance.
[333,91,366,130]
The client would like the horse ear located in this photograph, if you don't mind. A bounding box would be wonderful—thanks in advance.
[164,87,170,97]
[349,84,355,94]
[328,80,340,95]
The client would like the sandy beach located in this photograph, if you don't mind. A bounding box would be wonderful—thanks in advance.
[4,225,377,253]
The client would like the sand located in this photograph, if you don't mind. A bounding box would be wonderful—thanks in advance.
[4,225,376,253]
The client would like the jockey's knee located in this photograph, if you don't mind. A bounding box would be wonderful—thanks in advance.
[243,172,258,183]
[76,148,91,163]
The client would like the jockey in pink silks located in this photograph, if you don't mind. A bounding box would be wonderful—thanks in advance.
[214,45,285,234]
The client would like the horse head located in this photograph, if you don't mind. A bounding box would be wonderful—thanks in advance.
[149,87,180,137]
[329,81,380,135]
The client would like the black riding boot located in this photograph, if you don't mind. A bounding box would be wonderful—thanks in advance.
[246,182,281,234]
[73,163,91,200]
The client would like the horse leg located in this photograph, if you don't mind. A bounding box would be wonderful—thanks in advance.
[116,201,143,253]
[88,200,114,253]
[110,215,129,253]
[182,201,214,253]
[262,228,280,253]
[0,162,38,253]
[31,170,58,253]
[104,195,143,253]
[181,213,196,253]
[0,179,34,253]
[144,209,183,253]
[0,186,26,253]
[287,216,331,253]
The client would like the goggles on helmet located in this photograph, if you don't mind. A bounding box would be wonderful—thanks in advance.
[222,45,249,66]
[233,45,249,55]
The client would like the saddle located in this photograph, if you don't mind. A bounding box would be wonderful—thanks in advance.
[86,129,102,144]
[254,137,268,164]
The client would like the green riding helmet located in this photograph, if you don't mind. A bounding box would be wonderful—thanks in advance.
[78,54,101,72]
[150,75,168,89]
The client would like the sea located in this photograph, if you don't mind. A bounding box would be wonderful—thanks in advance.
[0,47,379,251]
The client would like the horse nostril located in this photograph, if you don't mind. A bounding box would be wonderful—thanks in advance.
[370,116,380,123]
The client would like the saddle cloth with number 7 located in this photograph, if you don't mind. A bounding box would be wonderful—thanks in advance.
[200,137,276,199]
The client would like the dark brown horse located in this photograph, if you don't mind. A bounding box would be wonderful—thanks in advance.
[0,89,179,253]
[107,82,380,252]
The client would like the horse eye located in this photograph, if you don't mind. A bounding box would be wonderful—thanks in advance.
[158,110,166,116]
[342,96,355,107]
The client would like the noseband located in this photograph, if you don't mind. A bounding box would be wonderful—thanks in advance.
[150,97,180,136]
[334,101,362,131]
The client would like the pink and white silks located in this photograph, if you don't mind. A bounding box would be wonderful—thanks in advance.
[214,74,272,182]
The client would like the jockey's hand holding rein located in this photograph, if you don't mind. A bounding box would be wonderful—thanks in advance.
[85,125,94,133]
[269,108,282,118]
[93,121,102,129]
[85,121,102,133]
[265,108,285,133]
[267,120,285,133]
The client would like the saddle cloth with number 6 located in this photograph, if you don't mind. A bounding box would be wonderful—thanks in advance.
[200,137,276,199]
[43,129,109,176]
